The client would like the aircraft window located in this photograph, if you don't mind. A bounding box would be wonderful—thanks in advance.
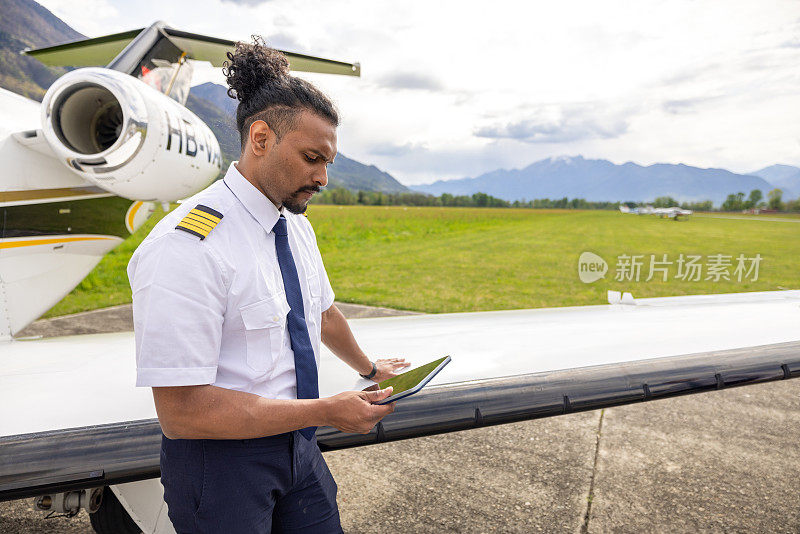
[134,37,193,105]
[137,57,193,105]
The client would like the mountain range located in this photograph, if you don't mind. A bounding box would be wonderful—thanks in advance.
[749,164,800,199]
[0,0,83,100]
[414,156,799,204]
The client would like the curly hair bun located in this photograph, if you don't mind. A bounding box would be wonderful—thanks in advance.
[223,35,290,103]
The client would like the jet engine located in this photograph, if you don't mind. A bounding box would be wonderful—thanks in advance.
[40,67,222,201]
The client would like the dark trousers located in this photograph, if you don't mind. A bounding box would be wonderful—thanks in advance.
[160,431,342,533]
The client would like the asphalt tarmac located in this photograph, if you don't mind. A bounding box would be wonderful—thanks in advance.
[2,303,798,533]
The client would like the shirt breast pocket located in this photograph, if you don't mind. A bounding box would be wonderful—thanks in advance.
[239,294,290,374]
[307,271,322,310]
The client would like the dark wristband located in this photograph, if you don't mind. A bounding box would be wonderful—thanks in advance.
[360,361,377,380]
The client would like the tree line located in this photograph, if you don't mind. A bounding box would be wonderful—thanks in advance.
[720,188,799,212]
[311,189,627,209]
[311,187,800,212]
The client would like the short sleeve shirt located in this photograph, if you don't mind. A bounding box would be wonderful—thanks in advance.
[128,161,335,400]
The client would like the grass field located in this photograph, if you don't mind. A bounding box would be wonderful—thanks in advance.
[44,206,800,318]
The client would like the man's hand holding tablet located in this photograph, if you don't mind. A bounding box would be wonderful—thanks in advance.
[367,356,452,405]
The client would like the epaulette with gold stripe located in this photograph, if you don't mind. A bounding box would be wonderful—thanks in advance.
[175,204,223,240]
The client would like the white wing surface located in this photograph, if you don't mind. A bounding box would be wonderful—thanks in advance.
[1,290,799,499]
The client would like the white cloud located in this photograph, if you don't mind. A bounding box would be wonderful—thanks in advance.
[375,72,444,91]
[218,0,271,5]
[34,0,800,183]
[35,0,120,36]
[475,103,632,144]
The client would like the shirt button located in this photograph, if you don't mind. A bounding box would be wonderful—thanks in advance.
[273,315,280,322]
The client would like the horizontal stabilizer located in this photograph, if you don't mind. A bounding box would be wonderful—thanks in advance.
[164,28,360,76]
[21,29,143,67]
[22,22,360,77]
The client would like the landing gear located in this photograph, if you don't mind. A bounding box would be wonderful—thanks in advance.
[89,486,141,534]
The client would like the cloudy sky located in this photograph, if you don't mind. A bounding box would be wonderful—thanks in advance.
[36,0,800,185]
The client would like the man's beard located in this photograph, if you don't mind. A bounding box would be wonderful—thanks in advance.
[283,185,320,214]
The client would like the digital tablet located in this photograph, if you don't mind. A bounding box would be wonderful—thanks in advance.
[373,356,451,405]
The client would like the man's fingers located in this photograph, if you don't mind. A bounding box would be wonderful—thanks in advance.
[363,386,393,403]
[371,401,395,419]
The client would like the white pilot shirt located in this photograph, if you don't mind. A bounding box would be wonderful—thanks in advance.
[128,161,336,400]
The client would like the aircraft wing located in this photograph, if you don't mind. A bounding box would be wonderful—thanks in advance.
[1,290,799,500]
[22,21,360,76]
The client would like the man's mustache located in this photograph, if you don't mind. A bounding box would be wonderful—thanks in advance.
[294,185,321,195]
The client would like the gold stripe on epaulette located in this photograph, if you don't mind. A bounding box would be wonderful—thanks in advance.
[189,209,221,224]
[175,204,223,240]
[183,214,214,230]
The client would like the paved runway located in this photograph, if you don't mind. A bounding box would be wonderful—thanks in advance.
[694,213,800,223]
[2,303,798,533]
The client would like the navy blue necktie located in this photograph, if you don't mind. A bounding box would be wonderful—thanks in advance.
[272,216,319,440]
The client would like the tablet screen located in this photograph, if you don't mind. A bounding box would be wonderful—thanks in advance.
[377,356,450,399]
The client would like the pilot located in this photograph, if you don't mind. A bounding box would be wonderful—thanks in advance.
[127,37,409,533]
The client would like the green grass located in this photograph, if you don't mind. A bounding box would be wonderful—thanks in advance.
[46,206,800,317]
[309,206,800,313]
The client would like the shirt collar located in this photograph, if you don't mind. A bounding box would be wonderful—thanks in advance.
[222,161,283,234]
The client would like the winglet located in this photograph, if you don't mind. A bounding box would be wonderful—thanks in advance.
[608,290,636,305]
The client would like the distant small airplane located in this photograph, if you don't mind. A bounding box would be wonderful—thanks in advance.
[619,205,692,219]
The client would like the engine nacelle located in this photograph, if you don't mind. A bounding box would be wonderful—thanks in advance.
[40,67,223,201]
